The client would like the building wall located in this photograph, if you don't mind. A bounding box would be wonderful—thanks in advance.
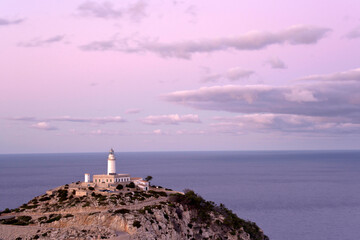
[93,174,130,184]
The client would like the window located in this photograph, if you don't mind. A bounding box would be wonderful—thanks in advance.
[106,179,108,182]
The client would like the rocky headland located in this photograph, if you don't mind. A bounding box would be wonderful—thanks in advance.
[0,182,269,240]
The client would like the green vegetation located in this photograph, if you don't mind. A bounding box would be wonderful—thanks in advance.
[116,184,123,190]
[57,189,68,202]
[45,214,62,223]
[148,190,168,198]
[20,204,38,209]
[37,216,47,222]
[0,216,32,226]
[169,190,269,240]
[133,220,141,228]
[113,209,130,214]
[39,196,51,202]
[89,212,100,216]
[2,208,11,213]
[145,176,153,182]
[126,182,135,188]
[88,187,95,191]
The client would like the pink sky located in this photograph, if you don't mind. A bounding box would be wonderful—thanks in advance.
[1,0,360,153]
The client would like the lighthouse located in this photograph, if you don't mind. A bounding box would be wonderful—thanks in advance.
[107,148,116,175]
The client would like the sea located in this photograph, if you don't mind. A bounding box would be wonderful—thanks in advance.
[0,151,359,240]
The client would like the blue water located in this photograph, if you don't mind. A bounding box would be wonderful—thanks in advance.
[0,151,360,240]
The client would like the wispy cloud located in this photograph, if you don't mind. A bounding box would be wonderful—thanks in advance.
[202,67,254,83]
[0,17,24,26]
[18,35,65,48]
[31,122,58,131]
[142,114,201,125]
[80,25,331,59]
[265,57,287,69]
[8,116,126,124]
[163,83,360,120]
[211,114,360,135]
[125,108,141,114]
[77,0,147,22]
[164,68,360,135]
[345,26,360,39]
[297,68,360,82]
[184,5,197,23]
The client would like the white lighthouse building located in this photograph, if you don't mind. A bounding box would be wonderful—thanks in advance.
[83,148,149,190]
[107,148,116,175]
[91,149,130,187]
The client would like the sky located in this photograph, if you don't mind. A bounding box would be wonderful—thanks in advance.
[1,0,360,153]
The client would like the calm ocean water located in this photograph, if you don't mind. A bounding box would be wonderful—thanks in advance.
[0,151,359,240]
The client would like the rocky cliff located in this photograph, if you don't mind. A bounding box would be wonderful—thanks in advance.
[0,183,269,240]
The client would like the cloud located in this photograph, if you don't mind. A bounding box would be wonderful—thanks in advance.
[202,73,223,83]
[80,25,331,59]
[31,122,58,131]
[153,129,164,135]
[0,17,24,26]
[49,116,126,124]
[185,5,197,17]
[202,67,254,82]
[297,68,360,82]
[142,114,201,125]
[265,57,287,69]
[226,68,254,80]
[139,128,205,136]
[345,26,360,39]
[164,68,360,135]
[127,1,147,22]
[77,1,147,22]
[7,117,37,121]
[18,35,65,47]
[125,108,141,114]
[211,114,360,135]
[8,116,126,124]
[79,37,142,53]
[163,82,360,120]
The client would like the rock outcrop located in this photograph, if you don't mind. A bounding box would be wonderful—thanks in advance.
[0,182,269,240]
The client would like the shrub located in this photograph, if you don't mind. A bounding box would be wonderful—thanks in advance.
[38,216,47,222]
[45,214,62,223]
[143,206,153,214]
[145,176,153,182]
[126,182,135,188]
[1,216,32,226]
[89,212,100,216]
[82,202,90,207]
[17,216,32,222]
[88,187,95,191]
[39,196,51,202]
[2,208,11,213]
[57,189,68,202]
[113,209,130,214]
[20,204,38,209]
[116,184,123,190]
[133,220,141,228]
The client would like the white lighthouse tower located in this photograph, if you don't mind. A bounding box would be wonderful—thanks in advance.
[107,148,116,175]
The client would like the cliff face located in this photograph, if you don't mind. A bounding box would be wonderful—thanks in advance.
[0,183,269,240]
